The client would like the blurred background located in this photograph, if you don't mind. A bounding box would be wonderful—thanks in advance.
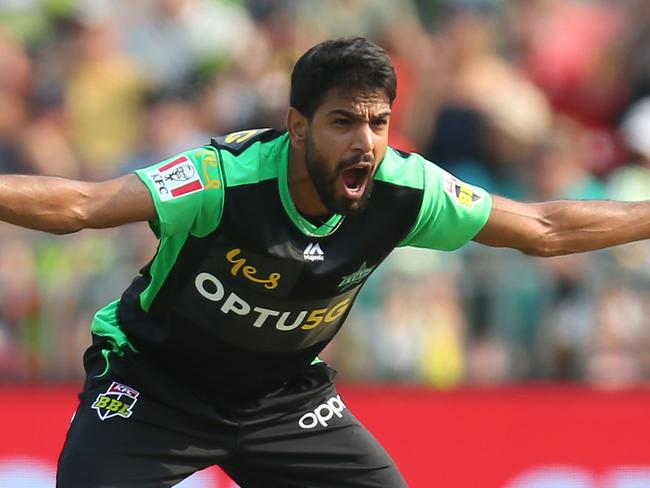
[1,0,650,391]
[5,1,650,486]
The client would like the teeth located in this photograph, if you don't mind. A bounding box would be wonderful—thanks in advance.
[344,182,361,191]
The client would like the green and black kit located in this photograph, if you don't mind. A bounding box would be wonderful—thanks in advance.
[57,129,492,488]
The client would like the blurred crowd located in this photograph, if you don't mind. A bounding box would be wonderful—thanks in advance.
[2,0,650,388]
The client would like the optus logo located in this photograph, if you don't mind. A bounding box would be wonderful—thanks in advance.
[194,272,350,331]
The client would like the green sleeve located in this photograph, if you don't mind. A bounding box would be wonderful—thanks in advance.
[400,155,492,250]
[134,146,224,238]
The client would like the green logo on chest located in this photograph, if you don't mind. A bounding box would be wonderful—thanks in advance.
[338,262,375,291]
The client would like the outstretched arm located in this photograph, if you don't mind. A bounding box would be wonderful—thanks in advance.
[473,195,650,256]
[0,174,156,234]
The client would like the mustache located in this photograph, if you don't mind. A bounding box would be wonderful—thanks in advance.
[336,154,374,171]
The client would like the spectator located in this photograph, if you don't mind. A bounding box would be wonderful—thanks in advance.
[2,0,650,388]
[65,15,145,179]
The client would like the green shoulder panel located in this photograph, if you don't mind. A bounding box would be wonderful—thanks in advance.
[375,147,425,189]
[134,146,224,238]
[212,129,345,237]
[388,150,493,251]
[212,128,287,187]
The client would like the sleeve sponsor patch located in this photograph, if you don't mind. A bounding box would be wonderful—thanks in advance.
[444,174,483,209]
[146,156,204,202]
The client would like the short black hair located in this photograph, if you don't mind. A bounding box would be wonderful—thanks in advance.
[290,37,397,119]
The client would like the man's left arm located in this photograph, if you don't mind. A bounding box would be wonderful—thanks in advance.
[473,195,650,256]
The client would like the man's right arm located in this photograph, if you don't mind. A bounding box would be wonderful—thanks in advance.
[0,173,156,234]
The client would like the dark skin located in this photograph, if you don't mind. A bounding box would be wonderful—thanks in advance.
[0,87,649,258]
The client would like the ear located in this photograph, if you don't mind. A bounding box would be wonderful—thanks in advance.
[287,107,308,149]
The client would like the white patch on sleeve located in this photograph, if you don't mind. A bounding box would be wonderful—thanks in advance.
[147,156,204,202]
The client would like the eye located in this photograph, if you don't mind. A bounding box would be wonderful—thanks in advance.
[334,118,352,127]
[372,118,388,128]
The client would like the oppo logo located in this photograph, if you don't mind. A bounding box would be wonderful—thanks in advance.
[298,395,347,429]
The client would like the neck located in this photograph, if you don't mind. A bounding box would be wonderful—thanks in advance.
[288,144,331,218]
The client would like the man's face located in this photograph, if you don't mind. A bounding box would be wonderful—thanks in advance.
[304,88,391,216]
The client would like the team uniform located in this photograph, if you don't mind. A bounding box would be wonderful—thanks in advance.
[57,129,492,487]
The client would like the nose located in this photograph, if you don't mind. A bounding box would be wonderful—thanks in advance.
[350,123,374,154]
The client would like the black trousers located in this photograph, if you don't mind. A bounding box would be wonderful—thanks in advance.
[57,346,407,487]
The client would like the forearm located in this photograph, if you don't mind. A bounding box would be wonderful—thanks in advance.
[0,175,89,234]
[0,173,156,233]
[538,199,650,256]
[474,196,650,257]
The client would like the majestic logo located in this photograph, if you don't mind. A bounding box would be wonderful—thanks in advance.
[147,156,204,202]
[444,174,483,208]
[303,243,325,262]
[91,382,139,421]
[226,248,281,289]
[298,395,347,429]
[338,262,375,291]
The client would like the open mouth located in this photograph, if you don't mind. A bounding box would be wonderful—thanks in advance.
[340,164,372,196]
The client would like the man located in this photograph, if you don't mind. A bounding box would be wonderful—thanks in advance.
[3,37,647,487]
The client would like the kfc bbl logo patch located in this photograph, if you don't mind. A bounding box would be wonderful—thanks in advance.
[444,174,483,208]
[147,155,204,202]
[91,382,139,421]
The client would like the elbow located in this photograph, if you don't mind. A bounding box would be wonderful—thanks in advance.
[46,200,88,235]
[521,234,550,257]
[45,220,85,235]
[62,206,89,234]
[520,220,563,257]
[522,242,558,258]
[524,233,571,258]
[62,188,94,233]
[521,243,550,257]
[49,225,82,235]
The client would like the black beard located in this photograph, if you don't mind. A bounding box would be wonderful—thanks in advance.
[304,133,373,217]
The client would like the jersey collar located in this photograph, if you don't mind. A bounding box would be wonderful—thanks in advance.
[277,134,345,238]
